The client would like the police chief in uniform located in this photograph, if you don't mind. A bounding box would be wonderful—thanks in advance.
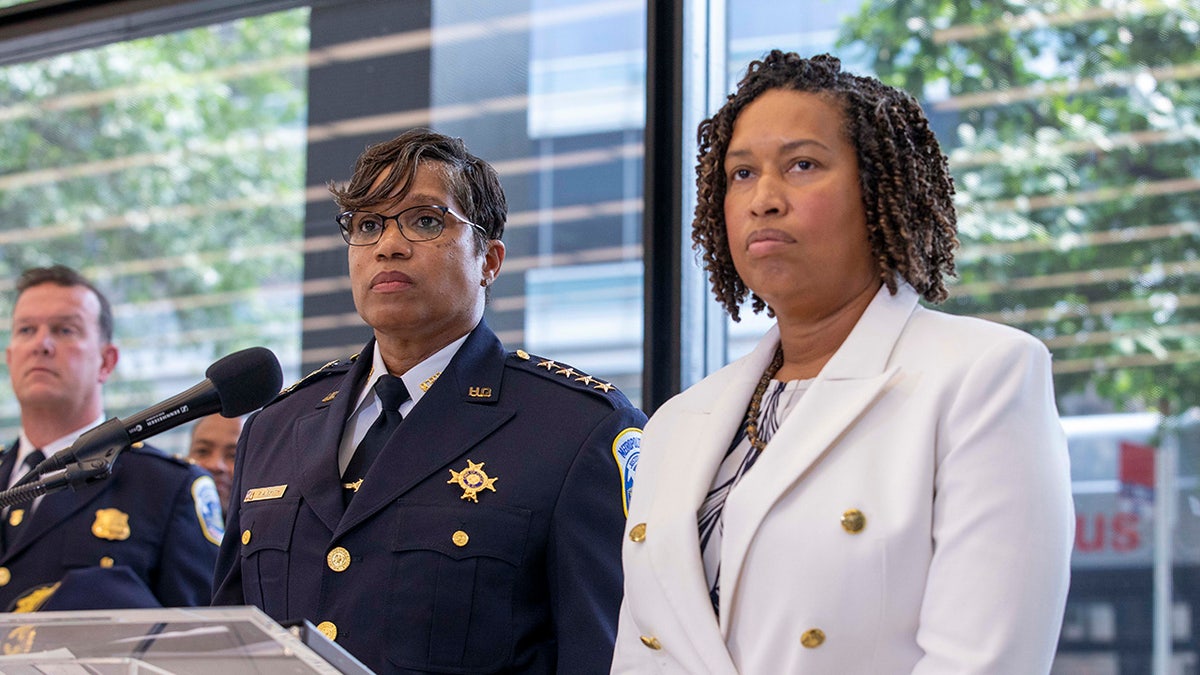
[212,129,645,674]
[0,265,223,612]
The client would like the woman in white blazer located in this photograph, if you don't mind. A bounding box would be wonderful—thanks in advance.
[611,51,1074,674]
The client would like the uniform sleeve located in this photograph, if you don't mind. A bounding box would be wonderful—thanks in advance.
[211,420,251,606]
[153,465,222,607]
[914,337,1074,673]
[548,404,646,673]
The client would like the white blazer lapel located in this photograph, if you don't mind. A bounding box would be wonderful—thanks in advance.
[640,330,782,670]
[716,283,919,629]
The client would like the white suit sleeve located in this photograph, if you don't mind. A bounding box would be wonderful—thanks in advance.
[914,336,1074,674]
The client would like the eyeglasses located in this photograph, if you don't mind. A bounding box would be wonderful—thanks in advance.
[336,204,486,246]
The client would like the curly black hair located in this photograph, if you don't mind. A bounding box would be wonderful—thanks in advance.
[694,51,958,320]
[328,128,507,254]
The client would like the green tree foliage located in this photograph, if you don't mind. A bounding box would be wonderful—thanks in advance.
[840,1,1200,413]
[0,8,310,433]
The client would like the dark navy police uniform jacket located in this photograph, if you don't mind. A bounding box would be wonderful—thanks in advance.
[0,441,223,611]
[212,322,645,674]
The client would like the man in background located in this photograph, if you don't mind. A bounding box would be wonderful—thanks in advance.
[0,264,223,611]
[187,413,242,509]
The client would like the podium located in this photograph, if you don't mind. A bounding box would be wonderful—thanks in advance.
[0,605,373,674]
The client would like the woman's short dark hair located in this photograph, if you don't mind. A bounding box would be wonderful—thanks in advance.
[694,50,958,320]
[328,128,507,253]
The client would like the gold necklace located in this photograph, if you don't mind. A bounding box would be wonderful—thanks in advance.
[744,345,784,451]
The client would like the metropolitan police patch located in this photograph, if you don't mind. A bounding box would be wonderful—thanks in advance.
[611,427,642,517]
[191,475,225,545]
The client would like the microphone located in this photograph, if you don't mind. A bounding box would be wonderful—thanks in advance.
[23,347,283,482]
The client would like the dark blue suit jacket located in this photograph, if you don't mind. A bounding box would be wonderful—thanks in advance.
[212,322,646,674]
[0,441,223,611]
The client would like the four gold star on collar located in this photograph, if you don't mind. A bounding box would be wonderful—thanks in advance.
[531,355,617,392]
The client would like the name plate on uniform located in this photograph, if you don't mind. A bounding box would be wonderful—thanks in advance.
[244,485,288,502]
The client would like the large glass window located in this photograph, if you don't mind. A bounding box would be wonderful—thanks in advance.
[0,0,648,457]
[703,1,1200,671]
[431,0,647,402]
[0,8,310,455]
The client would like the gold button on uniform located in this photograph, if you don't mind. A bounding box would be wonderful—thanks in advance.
[241,530,251,545]
[639,635,662,650]
[316,621,337,640]
[327,546,351,572]
[800,628,825,648]
[629,522,646,542]
[99,556,115,568]
[841,509,866,534]
[452,530,469,547]
[0,567,10,586]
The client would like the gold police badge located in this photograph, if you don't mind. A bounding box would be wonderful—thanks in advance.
[92,508,131,541]
[447,459,498,503]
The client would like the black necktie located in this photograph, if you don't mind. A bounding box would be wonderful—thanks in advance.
[343,375,409,503]
[3,449,44,550]
[12,449,44,489]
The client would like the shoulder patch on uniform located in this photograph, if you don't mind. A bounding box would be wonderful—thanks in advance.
[507,351,625,401]
[611,427,641,516]
[191,475,225,545]
[273,355,357,403]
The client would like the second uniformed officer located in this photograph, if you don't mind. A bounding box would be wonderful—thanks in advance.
[212,128,646,674]
[1,265,222,612]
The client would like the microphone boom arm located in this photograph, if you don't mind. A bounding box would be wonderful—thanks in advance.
[9,417,130,491]
[0,458,113,508]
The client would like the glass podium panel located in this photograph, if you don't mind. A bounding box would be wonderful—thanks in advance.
[0,606,371,674]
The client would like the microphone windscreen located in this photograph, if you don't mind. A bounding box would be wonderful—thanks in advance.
[205,347,284,416]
